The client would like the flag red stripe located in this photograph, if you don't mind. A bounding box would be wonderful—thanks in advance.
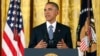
[80,40,88,51]
[17,34,24,56]
[81,42,85,49]
[81,44,86,50]
[2,49,6,56]
[19,42,24,56]
[3,31,17,56]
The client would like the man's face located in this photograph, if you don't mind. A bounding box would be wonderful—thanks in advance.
[44,4,59,21]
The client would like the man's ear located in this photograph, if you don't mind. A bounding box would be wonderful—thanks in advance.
[57,11,59,15]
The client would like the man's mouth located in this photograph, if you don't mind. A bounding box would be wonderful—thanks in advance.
[45,15,50,18]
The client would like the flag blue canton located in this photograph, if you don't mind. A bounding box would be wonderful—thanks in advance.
[7,0,23,33]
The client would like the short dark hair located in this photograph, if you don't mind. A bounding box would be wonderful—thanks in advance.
[46,2,59,10]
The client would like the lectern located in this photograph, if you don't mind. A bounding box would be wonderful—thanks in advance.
[24,48,78,56]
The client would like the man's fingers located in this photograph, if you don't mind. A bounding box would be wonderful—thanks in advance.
[39,43,47,48]
[39,40,44,43]
[61,39,64,43]
[42,41,47,47]
[57,39,68,49]
[57,45,62,49]
[57,41,63,49]
[35,40,47,48]
[58,41,63,44]
[43,43,47,48]
[43,42,47,44]
[57,43,62,46]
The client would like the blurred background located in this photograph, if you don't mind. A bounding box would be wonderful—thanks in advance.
[0,0,100,55]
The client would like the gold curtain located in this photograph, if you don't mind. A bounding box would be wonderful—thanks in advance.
[92,0,100,55]
[33,0,48,27]
[1,0,100,55]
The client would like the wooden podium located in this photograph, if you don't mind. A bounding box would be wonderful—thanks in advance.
[24,48,78,56]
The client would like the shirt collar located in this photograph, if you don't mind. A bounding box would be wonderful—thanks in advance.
[46,21,57,32]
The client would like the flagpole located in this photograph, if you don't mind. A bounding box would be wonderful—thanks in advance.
[84,51,86,56]
[30,0,34,38]
[13,0,18,41]
[87,0,92,53]
[0,0,1,54]
[48,0,50,2]
[59,0,62,23]
[84,32,88,56]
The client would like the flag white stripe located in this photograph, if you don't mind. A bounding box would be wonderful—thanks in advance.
[17,31,25,56]
[2,39,13,56]
[82,43,86,50]
[80,37,88,51]
[81,41,86,49]
[20,30,25,47]
[17,47,22,56]
[4,23,24,56]
[91,27,96,43]
[4,23,18,55]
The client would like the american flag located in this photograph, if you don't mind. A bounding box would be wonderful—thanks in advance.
[2,0,25,56]
[80,36,89,51]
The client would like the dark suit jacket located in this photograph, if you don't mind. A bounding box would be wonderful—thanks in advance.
[28,22,73,48]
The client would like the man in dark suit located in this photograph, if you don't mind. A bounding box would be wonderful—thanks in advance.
[28,2,73,48]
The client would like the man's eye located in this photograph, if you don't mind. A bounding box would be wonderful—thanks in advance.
[44,9,46,11]
[48,8,52,11]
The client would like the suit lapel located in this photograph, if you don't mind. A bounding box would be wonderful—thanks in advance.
[53,23,62,42]
[41,23,49,42]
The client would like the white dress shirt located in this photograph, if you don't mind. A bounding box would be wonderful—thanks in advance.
[46,21,57,32]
